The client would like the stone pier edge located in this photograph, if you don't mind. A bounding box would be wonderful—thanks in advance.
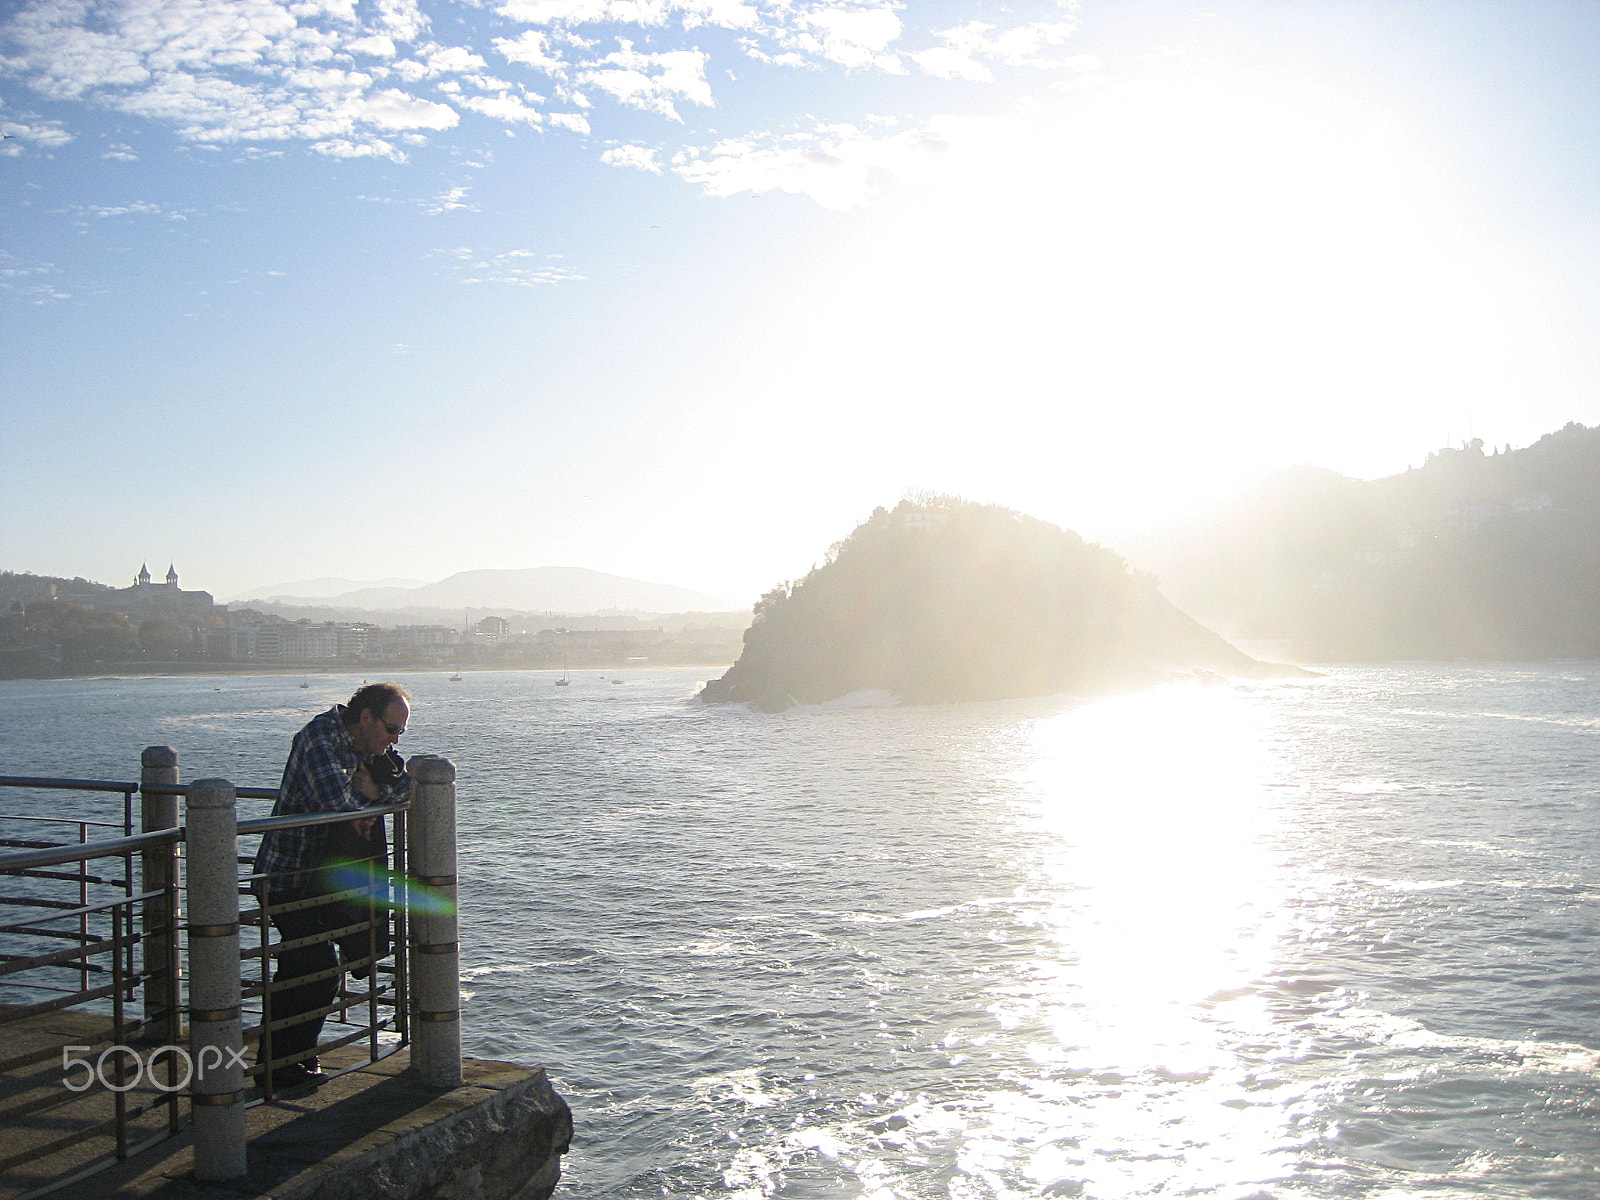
[271,1059,572,1200]
[89,1054,573,1200]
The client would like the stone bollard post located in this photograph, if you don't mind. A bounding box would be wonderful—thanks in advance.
[186,779,247,1182]
[407,754,462,1089]
[140,746,181,1034]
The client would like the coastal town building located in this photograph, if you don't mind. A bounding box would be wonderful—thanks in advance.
[1,565,748,671]
[472,615,510,642]
[98,563,217,622]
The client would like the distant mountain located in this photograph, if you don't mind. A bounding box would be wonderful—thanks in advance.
[235,566,741,615]
[701,498,1304,711]
[1116,422,1600,661]
[226,576,428,602]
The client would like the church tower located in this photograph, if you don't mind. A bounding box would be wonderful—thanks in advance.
[137,563,151,587]
[166,563,179,589]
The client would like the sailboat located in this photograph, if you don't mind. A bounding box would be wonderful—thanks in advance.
[556,656,570,686]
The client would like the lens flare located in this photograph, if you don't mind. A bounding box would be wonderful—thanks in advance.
[322,860,458,916]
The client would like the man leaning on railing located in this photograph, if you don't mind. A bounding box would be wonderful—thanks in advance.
[249,682,412,1090]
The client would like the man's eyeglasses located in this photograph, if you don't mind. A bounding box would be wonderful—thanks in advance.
[382,722,405,737]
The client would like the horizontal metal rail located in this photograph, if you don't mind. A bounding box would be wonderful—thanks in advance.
[1,876,131,896]
[237,799,407,836]
[0,800,407,873]
[2,886,169,934]
[143,784,280,802]
[0,830,179,872]
[0,776,139,795]
[0,815,128,830]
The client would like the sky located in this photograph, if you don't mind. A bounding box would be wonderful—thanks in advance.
[2,0,1598,607]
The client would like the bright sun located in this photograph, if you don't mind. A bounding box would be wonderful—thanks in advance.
[723,52,1557,542]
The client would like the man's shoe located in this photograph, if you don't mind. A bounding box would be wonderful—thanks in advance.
[269,1063,326,1091]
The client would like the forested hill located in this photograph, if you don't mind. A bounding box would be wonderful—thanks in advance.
[700,499,1302,712]
[1118,422,1600,661]
[0,572,114,605]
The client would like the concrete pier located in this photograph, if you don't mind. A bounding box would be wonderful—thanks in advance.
[3,749,569,1200]
[0,1010,570,1200]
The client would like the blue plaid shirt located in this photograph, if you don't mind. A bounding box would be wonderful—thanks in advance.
[250,706,410,895]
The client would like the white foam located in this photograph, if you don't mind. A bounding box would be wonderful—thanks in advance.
[691,1066,791,1110]
[1314,1007,1600,1075]
[789,689,901,712]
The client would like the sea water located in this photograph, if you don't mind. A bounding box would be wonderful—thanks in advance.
[1,664,1598,1199]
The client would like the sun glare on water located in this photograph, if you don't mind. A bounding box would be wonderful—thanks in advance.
[1010,682,1297,1192]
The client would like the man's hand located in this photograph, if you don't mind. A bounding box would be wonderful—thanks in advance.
[351,817,377,838]
[352,761,380,801]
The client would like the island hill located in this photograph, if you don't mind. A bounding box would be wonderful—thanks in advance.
[1118,422,1600,660]
[700,499,1304,712]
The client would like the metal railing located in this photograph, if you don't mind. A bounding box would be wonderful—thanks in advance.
[0,747,460,1196]
[239,799,412,1106]
[0,812,182,1200]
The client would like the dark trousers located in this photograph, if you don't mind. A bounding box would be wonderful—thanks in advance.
[264,902,339,1067]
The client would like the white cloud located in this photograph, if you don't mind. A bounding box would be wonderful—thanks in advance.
[425,184,475,213]
[353,88,458,129]
[465,263,586,285]
[389,58,429,82]
[285,67,371,93]
[578,41,710,120]
[77,200,168,217]
[425,44,487,74]
[498,0,757,32]
[373,0,429,43]
[677,0,759,31]
[601,142,659,171]
[347,34,397,57]
[312,135,403,160]
[100,141,138,159]
[737,40,805,68]
[497,0,670,25]
[492,0,913,83]
[493,30,569,76]
[0,0,461,150]
[0,114,74,151]
[911,46,990,82]
[0,251,58,279]
[983,20,1078,65]
[913,19,1080,80]
[0,0,1091,175]
[548,110,590,133]
[111,73,295,142]
[673,119,948,209]
[459,92,544,124]
[435,245,585,286]
[793,5,903,71]
[0,251,71,302]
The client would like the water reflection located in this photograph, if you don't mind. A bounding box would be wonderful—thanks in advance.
[1006,683,1297,1195]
